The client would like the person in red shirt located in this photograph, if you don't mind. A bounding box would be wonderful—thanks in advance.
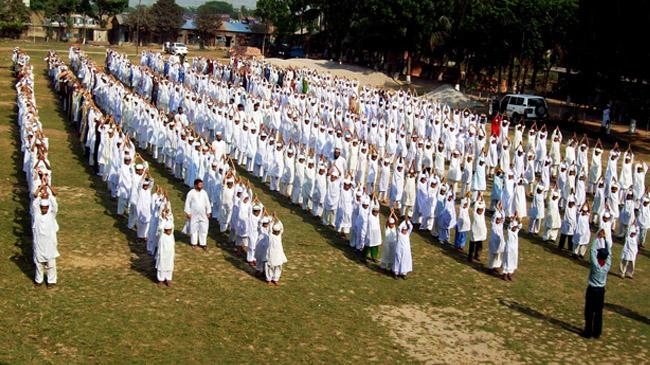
[491,113,502,137]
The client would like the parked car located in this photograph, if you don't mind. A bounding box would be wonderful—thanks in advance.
[171,42,188,56]
[497,94,549,120]
[272,44,306,59]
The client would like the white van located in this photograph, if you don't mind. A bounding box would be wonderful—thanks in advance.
[498,94,548,120]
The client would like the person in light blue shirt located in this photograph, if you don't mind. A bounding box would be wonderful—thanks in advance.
[583,229,612,339]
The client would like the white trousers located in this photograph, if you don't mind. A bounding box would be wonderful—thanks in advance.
[157,270,173,282]
[137,220,149,239]
[117,197,128,215]
[35,258,57,284]
[190,221,209,246]
[620,260,635,278]
[265,263,282,282]
[487,252,502,269]
[128,204,137,229]
[322,208,336,227]
[543,227,559,241]
[573,243,588,257]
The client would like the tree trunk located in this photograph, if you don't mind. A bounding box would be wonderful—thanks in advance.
[520,62,528,93]
[507,56,515,93]
[497,65,503,94]
[530,62,539,92]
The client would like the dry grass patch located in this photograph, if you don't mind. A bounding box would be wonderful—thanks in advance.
[371,304,523,364]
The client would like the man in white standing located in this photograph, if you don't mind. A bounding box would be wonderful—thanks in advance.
[32,194,60,288]
[184,178,211,250]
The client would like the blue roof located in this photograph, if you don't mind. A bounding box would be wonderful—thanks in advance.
[222,21,251,33]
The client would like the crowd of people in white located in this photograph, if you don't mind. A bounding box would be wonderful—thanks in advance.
[14,49,60,288]
[48,48,288,286]
[108,47,646,281]
[31,43,646,285]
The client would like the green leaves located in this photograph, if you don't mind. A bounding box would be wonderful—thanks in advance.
[0,0,29,38]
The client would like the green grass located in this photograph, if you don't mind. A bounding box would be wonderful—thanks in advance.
[0,42,648,364]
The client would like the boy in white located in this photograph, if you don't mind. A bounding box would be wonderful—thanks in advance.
[156,218,175,287]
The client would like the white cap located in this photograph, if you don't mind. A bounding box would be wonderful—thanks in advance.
[135,164,144,170]
[272,220,283,232]
[163,220,174,230]
[388,217,396,224]
[39,199,50,207]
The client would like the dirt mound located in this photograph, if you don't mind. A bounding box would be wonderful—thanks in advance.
[421,84,483,109]
[265,58,400,88]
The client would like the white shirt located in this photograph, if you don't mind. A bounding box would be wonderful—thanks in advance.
[184,188,211,222]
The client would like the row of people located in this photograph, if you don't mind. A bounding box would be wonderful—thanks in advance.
[120,49,645,280]
[48,50,177,287]
[65,48,289,286]
[118,49,420,279]
[14,48,60,288]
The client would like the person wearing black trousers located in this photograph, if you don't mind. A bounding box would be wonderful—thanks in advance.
[583,237,612,339]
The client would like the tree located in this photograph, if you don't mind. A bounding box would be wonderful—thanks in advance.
[0,0,29,38]
[94,0,128,28]
[196,1,228,45]
[255,0,296,37]
[149,0,184,43]
[127,4,154,45]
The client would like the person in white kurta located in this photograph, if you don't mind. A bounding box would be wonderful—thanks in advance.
[468,197,487,262]
[393,218,413,278]
[637,196,650,247]
[487,207,505,272]
[32,197,60,286]
[528,184,545,234]
[135,178,153,241]
[265,219,287,285]
[558,196,577,250]
[184,179,211,249]
[502,220,521,280]
[572,203,591,258]
[363,201,382,262]
[156,218,175,286]
[380,213,398,271]
[620,225,639,278]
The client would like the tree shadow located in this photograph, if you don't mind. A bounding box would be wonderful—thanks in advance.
[9,105,36,282]
[604,302,650,326]
[499,298,583,335]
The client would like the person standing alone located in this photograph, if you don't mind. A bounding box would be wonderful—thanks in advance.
[583,233,612,339]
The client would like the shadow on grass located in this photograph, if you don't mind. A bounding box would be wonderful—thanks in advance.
[408,225,498,278]
[604,302,650,326]
[45,69,158,283]
[499,298,583,335]
[9,103,36,282]
[522,232,591,270]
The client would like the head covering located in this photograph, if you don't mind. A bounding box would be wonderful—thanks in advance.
[39,199,50,207]
[163,220,174,230]
[272,220,283,232]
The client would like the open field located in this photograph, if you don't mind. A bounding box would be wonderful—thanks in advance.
[0,42,648,364]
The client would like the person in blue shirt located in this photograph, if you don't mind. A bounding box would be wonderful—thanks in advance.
[583,229,612,339]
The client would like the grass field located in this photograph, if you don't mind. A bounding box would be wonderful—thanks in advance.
[0,42,648,364]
